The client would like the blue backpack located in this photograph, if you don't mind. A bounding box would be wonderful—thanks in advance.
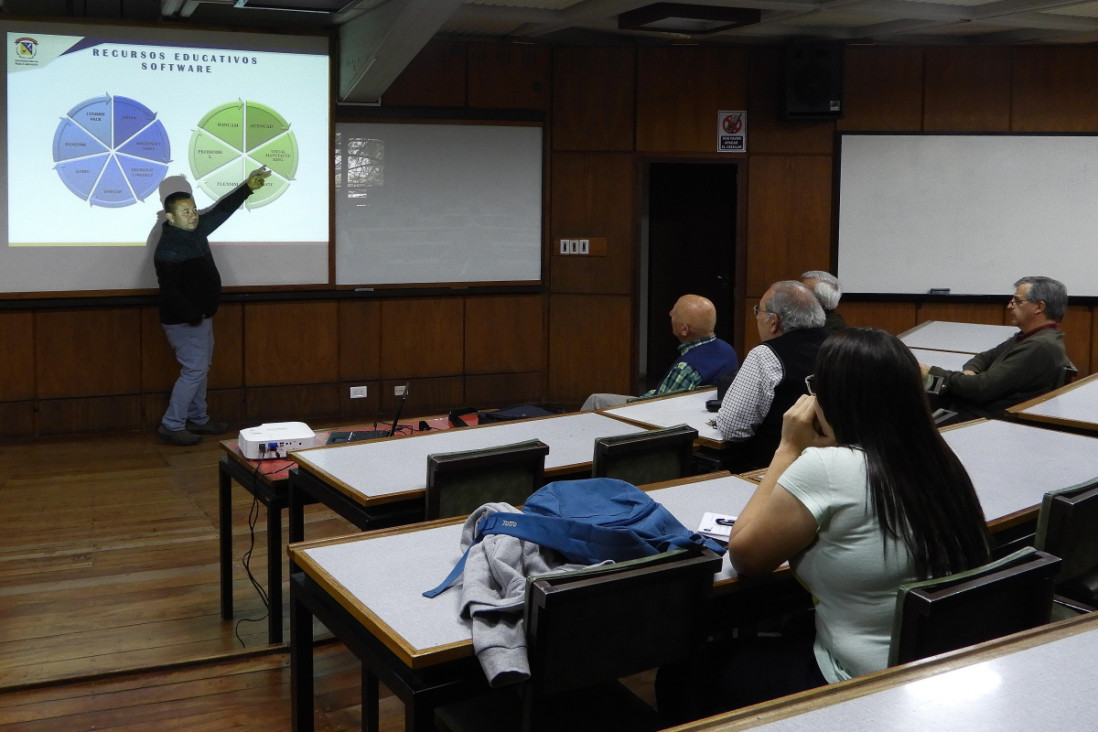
[423,477,726,598]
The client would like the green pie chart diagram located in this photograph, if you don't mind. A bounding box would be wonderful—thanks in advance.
[188,100,297,209]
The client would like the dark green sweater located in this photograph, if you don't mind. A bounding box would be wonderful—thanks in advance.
[928,327,1072,417]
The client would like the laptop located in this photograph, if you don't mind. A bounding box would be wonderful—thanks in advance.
[327,385,409,445]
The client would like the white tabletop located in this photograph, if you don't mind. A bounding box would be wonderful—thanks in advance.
[908,347,973,372]
[294,473,759,663]
[291,411,648,501]
[1009,373,1098,431]
[602,389,725,446]
[900,320,1016,354]
[738,617,1098,732]
[941,419,1098,522]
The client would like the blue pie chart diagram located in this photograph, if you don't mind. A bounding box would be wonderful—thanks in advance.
[52,94,171,208]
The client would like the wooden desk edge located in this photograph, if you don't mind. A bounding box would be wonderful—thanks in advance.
[289,516,474,670]
[667,610,1098,731]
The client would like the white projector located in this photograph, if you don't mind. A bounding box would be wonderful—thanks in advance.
[238,422,316,459]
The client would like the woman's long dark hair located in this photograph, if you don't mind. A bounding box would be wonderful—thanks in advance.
[813,328,990,579]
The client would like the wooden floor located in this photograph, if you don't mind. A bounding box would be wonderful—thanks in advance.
[0,428,399,730]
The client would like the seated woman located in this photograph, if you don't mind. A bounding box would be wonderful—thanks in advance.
[658,328,991,723]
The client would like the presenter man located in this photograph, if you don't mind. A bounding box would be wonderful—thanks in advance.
[155,168,271,446]
[581,294,738,411]
[920,276,1073,419]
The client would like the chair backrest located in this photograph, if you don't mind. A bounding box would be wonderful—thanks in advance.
[591,423,698,485]
[1035,478,1098,598]
[888,546,1061,667]
[1059,363,1080,387]
[522,548,722,725]
[425,439,550,520]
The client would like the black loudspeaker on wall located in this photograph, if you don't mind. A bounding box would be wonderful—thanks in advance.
[782,42,845,121]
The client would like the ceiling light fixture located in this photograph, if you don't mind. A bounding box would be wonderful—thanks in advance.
[618,3,762,35]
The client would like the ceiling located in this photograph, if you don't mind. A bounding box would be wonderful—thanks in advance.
[4,0,1098,101]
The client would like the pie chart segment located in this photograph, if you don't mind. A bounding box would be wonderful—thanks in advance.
[66,95,113,148]
[196,101,245,149]
[189,129,240,179]
[53,153,109,200]
[52,94,171,207]
[90,156,137,208]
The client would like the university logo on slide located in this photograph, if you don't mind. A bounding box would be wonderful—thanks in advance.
[12,36,39,66]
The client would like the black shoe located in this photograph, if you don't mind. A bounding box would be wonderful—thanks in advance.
[158,424,201,446]
[187,419,228,435]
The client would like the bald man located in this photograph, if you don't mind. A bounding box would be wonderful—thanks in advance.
[581,294,738,411]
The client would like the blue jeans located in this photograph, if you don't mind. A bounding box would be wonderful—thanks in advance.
[161,318,214,430]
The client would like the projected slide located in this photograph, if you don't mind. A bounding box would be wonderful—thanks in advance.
[1,22,330,293]
[52,94,171,207]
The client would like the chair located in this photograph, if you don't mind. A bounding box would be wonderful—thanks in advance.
[435,547,723,732]
[1034,478,1098,613]
[425,439,550,520]
[887,546,1061,667]
[591,423,698,485]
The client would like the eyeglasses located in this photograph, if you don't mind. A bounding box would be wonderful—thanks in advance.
[753,304,772,317]
[805,374,816,396]
[1009,296,1030,307]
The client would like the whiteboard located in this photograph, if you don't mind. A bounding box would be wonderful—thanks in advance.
[836,134,1098,297]
[335,121,543,287]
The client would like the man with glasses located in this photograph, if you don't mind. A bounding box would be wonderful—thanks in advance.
[919,276,1073,420]
[715,280,828,471]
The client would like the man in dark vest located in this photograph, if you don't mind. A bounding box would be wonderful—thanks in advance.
[715,280,828,471]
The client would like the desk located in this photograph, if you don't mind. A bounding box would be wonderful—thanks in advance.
[288,472,760,732]
[601,388,726,449]
[678,608,1098,731]
[900,320,1016,354]
[1007,372,1098,434]
[939,419,1098,534]
[907,346,973,372]
[286,411,649,543]
[218,416,457,645]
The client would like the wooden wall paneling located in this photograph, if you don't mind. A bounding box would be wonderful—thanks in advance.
[837,46,925,132]
[139,307,177,393]
[0,310,34,401]
[547,293,632,406]
[35,308,141,400]
[1089,308,1098,379]
[464,294,545,374]
[549,152,636,294]
[917,301,1008,326]
[0,402,34,438]
[923,47,1012,131]
[379,39,467,108]
[244,384,341,425]
[209,304,244,389]
[378,298,464,378]
[1063,304,1092,377]
[839,301,919,335]
[551,46,636,151]
[747,46,836,156]
[1012,46,1098,132]
[337,299,382,381]
[242,301,338,387]
[381,376,463,419]
[36,395,142,436]
[743,155,833,295]
[465,371,545,409]
[635,46,748,153]
[467,42,551,111]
